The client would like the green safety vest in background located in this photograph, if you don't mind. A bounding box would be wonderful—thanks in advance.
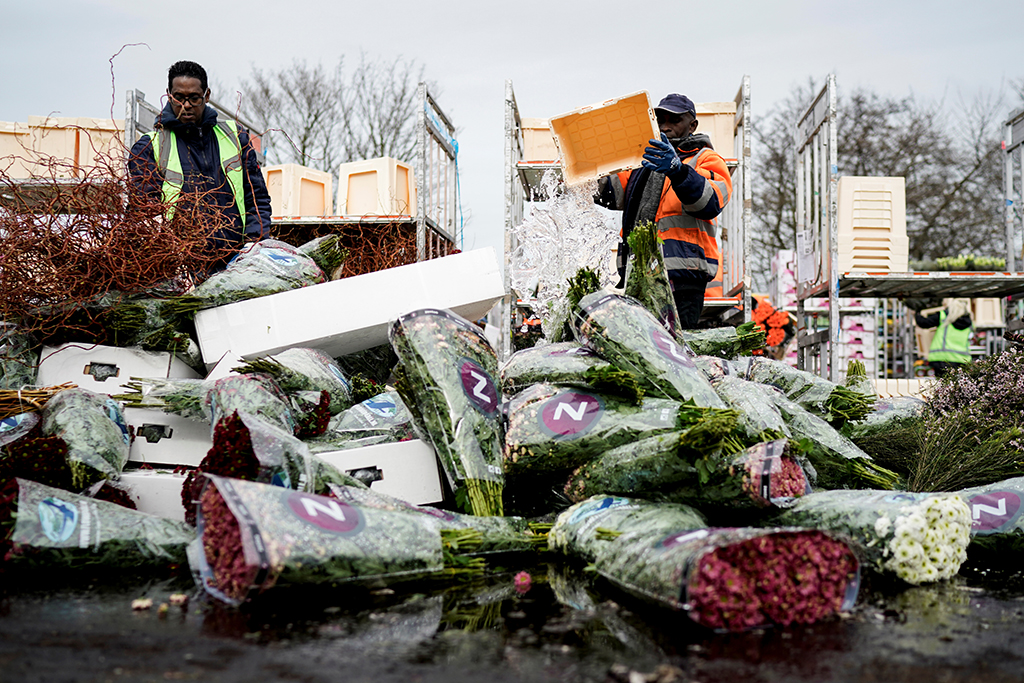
[146,120,246,229]
[928,310,972,364]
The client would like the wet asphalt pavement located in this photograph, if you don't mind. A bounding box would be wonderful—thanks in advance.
[3,558,1024,683]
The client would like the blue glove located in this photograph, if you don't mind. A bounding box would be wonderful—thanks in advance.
[642,133,682,174]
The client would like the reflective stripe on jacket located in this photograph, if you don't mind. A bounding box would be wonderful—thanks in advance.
[147,120,246,229]
[928,311,972,364]
[608,144,731,288]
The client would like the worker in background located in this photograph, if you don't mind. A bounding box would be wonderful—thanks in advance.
[915,298,973,378]
[598,94,732,328]
[128,60,272,271]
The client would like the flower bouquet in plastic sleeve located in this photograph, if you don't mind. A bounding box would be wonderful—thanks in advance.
[233,347,353,414]
[679,323,766,360]
[550,496,861,631]
[711,375,791,442]
[162,239,327,316]
[181,411,366,525]
[0,323,39,390]
[389,308,504,516]
[502,383,717,481]
[1,478,194,575]
[304,391,417,454]
[41,388,130,488]
[565,436,810,511]
[572,292,725,408]
[772,490,971,584]
[746,356,873,425]
[193,475,447,605]
[207,374,297,436]
[114,377,210,421]
[623,221,679,335]
[754,383,899,490]
[499,343,643,403]
[327,484,549,556]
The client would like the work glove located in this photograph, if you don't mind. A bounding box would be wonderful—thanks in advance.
[641,134,682,175]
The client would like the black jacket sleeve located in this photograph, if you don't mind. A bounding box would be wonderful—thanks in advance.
[238,130,273,239]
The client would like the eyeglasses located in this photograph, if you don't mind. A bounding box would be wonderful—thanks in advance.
[169,92,205,107]
[656,112,686,125]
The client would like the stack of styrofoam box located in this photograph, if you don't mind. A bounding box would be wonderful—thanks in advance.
[549,91,659,186]
[837,176,909,274]
[695,101,737,159]
[839,311,878,378]
[873,378,936,399]
[771,249,798,310]
[973,298,1005,328]
[263,163,333,217]
[336,156,416,216]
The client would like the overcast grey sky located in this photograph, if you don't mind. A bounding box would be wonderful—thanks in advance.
[3,0,1022,262]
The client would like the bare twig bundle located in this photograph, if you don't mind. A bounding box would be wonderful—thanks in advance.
[0,383,77,420]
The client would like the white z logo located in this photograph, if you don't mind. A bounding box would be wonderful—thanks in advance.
[300,498,347,521]
[973,498,1007,520]
[469,370,493,404]
[553,401,589,421]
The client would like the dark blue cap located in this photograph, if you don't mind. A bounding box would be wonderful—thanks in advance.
[654,94,696,117]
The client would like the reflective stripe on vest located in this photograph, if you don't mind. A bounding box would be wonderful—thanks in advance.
[928,311,972,363]
[147,120,246,228]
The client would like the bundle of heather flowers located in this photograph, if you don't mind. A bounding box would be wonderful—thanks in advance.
[908,348,1024,492]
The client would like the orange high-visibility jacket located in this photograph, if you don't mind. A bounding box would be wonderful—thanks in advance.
[602,136,731,296]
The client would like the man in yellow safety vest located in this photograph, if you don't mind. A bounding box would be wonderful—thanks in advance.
[915,298,973,378]
[128,60,272,271]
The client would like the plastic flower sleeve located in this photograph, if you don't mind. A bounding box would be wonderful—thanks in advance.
[40,388,129,488]
[304,391,417,454]
[566,437,809,510]
[623,221,680,335]
[207,374,296,436]
[500,343,611,396]
[772,489,971,584]
[711,375,791,441]
[502,383,695,481]
[572,292,725,408]
[679,323,766,359]
[754,383,899,490]
[841,396,926,443]
[956,476,1024,554]
[1,478,194,574]
[193,475,446,606]
[747,357,872,425]
[327,484,547,556]
[595,526,860,630]
[0,323,39,390]
[164,239,327,314]
[389,308,504,516]
[114,377,210,421]
[181,410,366,525]
[233,347,353,414]
[549,496,860,631]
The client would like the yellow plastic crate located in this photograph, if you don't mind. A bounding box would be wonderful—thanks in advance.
[549,91,658,186]
[972,298,1004,328]
[837,176,908,273]
[264,163,333,217]
[695,102,737,157]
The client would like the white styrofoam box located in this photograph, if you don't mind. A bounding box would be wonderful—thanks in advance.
[36,344,201,395]
[264,163,333,217]
[837,176,908,273]
[125,407,211,468]
[203,350,246,383]
[973,298,1005,328]
[842,314,877,332]
[337,157,416,217]
[119,469,187,522]
[194,247,503,367]
[842,329,875,345]
[316,439,444,505]
[521,117,560,162]
[873,378,934,399]
[695,101,738,159]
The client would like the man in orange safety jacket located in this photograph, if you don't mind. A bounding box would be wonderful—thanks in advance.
[598,94,732,328]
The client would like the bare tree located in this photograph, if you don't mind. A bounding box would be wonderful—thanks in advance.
[750,81,1009,287]
[236,54,432,178]
[238,59,346,174]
